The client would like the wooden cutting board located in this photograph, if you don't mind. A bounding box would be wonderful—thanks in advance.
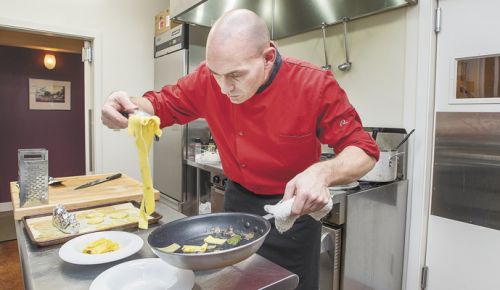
[23,201,162,247]
[10,173,160,220]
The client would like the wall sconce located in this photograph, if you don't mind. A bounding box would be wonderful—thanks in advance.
[43,54,56,70]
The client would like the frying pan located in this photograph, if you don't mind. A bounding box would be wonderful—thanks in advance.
[148,212,272,270]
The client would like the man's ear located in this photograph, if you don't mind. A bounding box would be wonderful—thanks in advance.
[263,46,276,68]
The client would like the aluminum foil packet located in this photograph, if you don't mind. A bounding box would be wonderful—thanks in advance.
[52,204,80,234]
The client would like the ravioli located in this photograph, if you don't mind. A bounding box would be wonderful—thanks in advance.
[128,114,161,229]
[204,235,227,245]
[182,243,208,253]
[157,243,181,253]
[109,211,128,219]
[86,217,104,225]
[86,212,105,219]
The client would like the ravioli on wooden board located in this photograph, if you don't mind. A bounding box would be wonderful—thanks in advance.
[25,202,153,243]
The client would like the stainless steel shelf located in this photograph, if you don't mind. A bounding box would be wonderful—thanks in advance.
[185,159,224,175]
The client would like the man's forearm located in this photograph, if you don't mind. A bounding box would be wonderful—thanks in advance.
[130,96,155,115]
[316,146,376,186]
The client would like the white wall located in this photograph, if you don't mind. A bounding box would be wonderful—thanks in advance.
[0,0,169,180]
[277,9,408,128]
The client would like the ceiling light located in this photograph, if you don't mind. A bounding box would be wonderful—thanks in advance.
[44,54,56,70]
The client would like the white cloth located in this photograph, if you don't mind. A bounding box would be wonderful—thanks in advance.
[264,197,333,233]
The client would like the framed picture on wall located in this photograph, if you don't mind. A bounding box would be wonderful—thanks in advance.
[29,78,71,110]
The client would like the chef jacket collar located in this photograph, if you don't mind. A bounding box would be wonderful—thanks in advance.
[256,49,282,94]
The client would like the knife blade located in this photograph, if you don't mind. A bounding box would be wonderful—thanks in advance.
[74,173,122,190]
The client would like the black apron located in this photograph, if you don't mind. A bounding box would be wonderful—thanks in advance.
[224,180,321,290]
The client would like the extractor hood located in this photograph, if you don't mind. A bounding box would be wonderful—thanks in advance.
[170,0,417,40]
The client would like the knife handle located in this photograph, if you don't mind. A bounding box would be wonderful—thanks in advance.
[106,173,122,181]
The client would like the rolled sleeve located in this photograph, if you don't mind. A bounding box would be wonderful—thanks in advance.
[317,76,380,160]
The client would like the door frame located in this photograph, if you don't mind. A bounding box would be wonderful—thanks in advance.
[402,0,439,289]
[0,17,103,210]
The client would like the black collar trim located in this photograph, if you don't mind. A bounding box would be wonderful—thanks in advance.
[256,50,282,94]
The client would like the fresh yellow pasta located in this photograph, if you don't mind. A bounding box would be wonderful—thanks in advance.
[128,114,162,229]
[83,238,119,254]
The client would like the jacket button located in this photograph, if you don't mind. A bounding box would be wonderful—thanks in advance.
[241,163,247,168]
[238,131,244,136]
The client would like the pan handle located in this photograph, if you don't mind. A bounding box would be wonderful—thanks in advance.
[263,199,285,221]
[393,129,415,151]
[263,213,274,221]
[389,152,405,160]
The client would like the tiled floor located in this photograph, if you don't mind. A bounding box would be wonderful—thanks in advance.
[0,240,24,290]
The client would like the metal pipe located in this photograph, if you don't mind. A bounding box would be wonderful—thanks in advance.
[338,17,352,71]
[321,22,331,70]
[271,0,275,40]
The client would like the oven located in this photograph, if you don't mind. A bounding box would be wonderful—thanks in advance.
[320,188,346,290]
[320,225,342,290]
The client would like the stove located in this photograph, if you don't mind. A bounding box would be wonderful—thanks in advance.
[322,179,395,226]
[319,129,410,289]
[319,179,408,290]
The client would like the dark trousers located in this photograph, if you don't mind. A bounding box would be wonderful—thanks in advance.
[224,180,321,290]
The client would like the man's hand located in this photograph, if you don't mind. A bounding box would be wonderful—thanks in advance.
[283,146,376,216]
[101,91,138,129]
[283,163,331,216]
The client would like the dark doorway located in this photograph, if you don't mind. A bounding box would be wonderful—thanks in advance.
[0,45,85,203]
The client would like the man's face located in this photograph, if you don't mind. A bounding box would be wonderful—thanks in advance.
[207,46,269,104]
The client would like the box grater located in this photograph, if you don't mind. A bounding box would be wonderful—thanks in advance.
[18,149,49,207]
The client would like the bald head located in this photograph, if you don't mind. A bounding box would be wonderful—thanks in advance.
[205,9,276,105]
[207,9,270,59]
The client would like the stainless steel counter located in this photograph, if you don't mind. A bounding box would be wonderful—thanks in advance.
[15,197,298,290]
[185,159,224,175]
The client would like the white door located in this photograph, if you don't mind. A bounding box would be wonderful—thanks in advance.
[426,0,500,289]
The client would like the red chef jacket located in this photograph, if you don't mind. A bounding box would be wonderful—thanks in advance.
[144,52,379,194]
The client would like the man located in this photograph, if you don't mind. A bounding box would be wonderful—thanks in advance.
[102,9,378,290]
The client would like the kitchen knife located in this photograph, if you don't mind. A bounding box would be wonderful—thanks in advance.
[74,173,122,190]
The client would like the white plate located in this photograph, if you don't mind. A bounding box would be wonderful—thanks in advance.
[328,181,359,191]
[90,258,195,290]
[59,231,143,265]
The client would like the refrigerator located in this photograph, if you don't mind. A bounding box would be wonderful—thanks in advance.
[153,23,210,215]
